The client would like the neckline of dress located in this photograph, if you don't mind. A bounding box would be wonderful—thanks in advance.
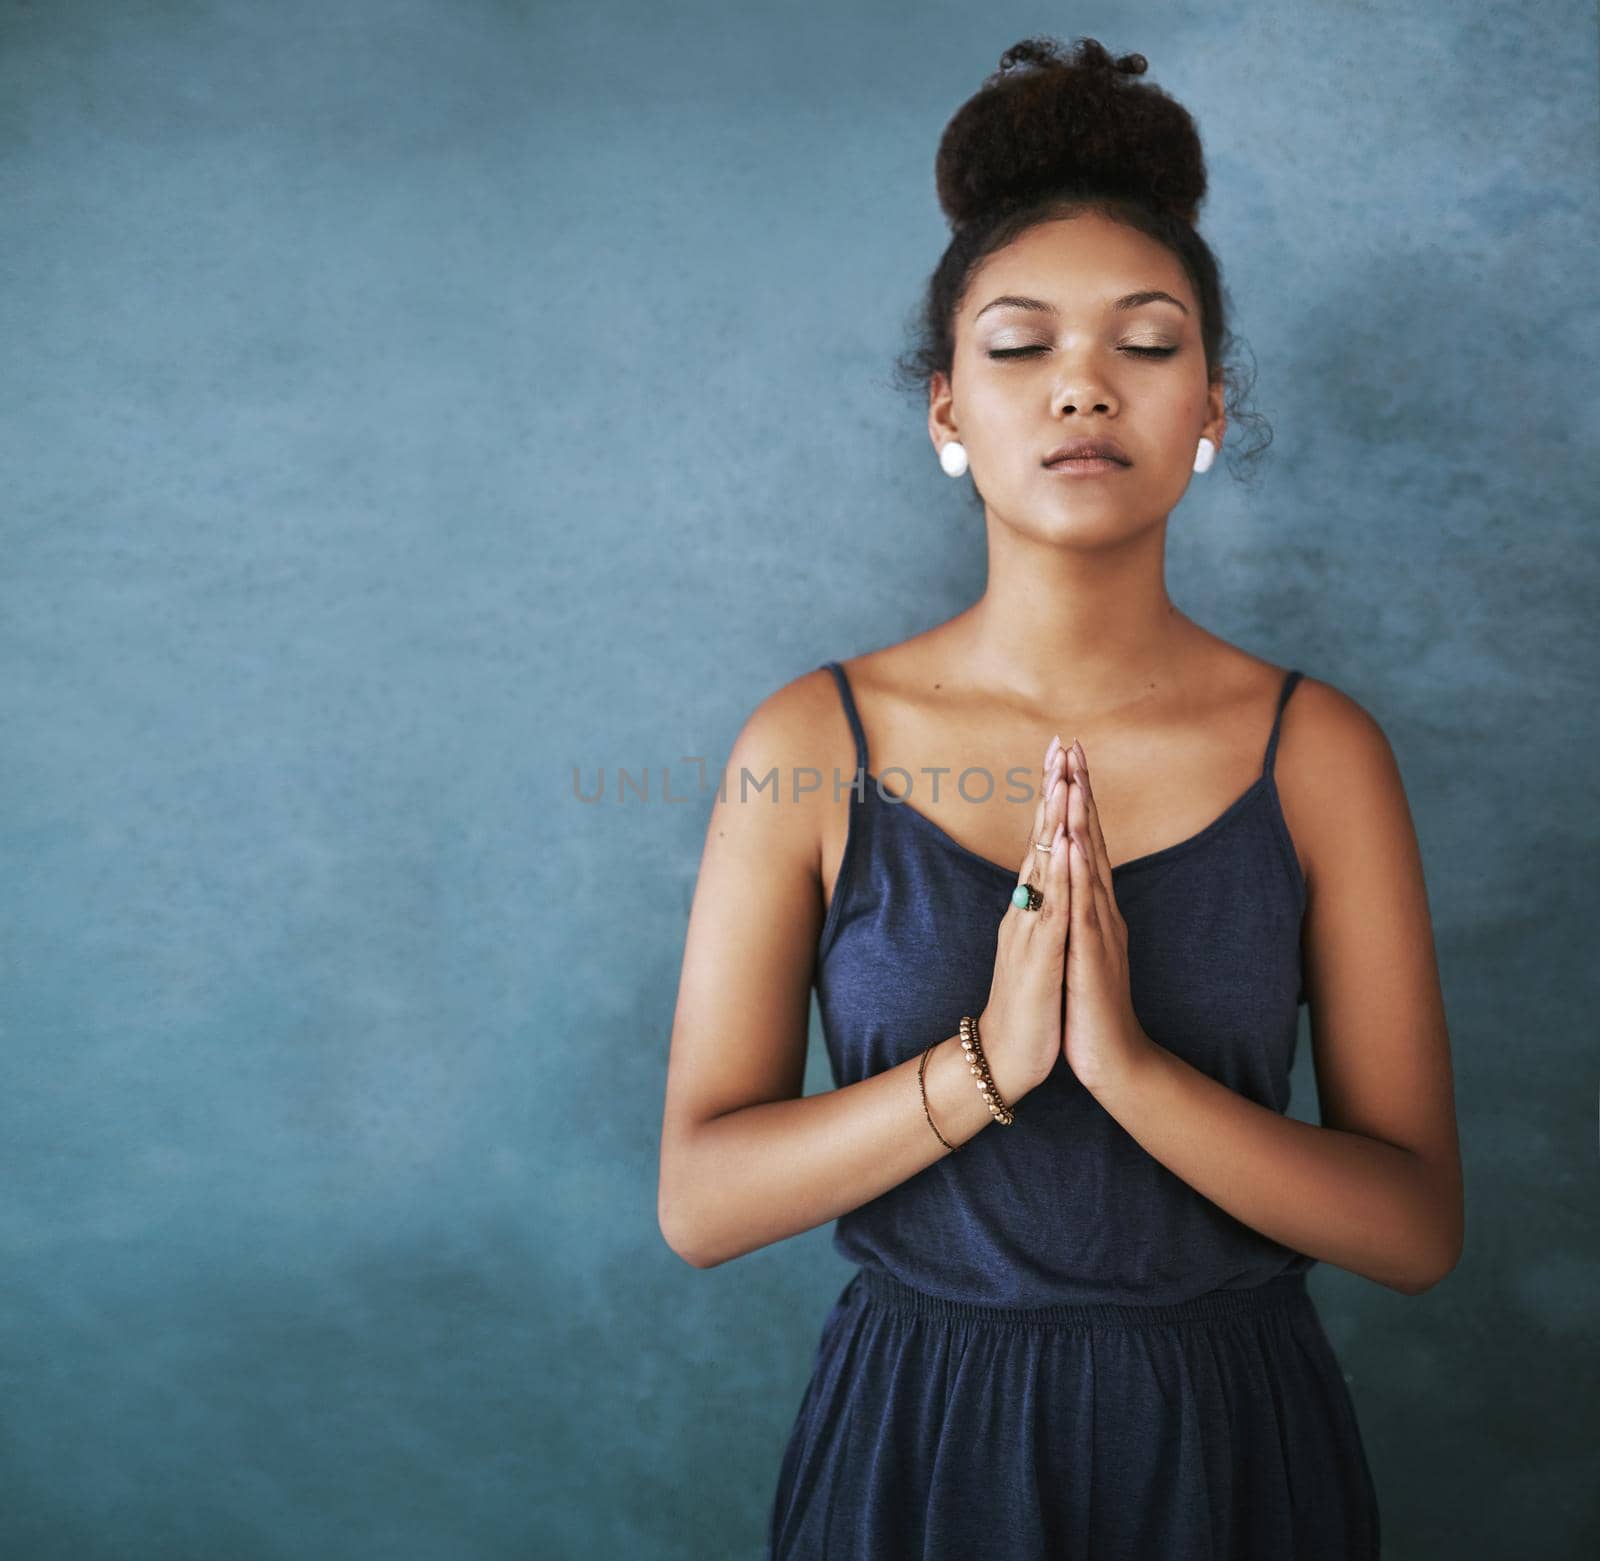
[863,769,1271,879]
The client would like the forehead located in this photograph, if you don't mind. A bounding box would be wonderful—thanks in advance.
[965,213,1192,321]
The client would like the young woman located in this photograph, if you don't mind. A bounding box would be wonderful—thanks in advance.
[658,35,1462,1559]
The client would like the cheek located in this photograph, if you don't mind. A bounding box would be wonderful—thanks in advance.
[1139,392,1205,451]
[1177,373,1214,424]
[962,374,1015,427]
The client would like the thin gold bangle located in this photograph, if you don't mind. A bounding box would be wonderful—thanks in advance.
[919,1042,959,1151]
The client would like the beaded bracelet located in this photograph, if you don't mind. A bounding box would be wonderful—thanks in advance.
[959,1014,1015,1126]
[918,1014,1016,1152]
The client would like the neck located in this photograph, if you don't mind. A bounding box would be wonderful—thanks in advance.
[952,511,1191,710]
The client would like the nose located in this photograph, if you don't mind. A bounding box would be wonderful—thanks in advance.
[1053,379,1117,418]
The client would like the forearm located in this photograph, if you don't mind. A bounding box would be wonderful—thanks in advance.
[661,1034,1036,1270]
[1088,1039,1461,1295]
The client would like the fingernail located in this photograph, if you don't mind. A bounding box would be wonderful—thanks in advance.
[1052,821,1065,855]
[1046,734,1061,763]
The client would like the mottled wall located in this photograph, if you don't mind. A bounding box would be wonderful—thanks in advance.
[3,1,1595,1557]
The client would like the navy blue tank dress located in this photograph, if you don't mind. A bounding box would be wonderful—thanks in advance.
[767,660,1381,1559]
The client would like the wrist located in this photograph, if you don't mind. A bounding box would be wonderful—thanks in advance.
[923,1031,1017,1148]
[974,1009,1048,1107]
[1081,1026,1156,1104]
[964,1013,1043,1120]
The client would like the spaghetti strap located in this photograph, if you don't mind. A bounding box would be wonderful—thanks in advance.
[819,660,869,777]
[1263,667,1304,779]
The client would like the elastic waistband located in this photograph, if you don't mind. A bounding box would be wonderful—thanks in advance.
[855,1267,1310,1330]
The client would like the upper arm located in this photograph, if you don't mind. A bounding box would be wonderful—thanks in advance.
[657,670,833,1247]
[1278,677,1464,1272]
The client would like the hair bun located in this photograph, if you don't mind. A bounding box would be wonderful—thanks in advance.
[999,37,1147,77]
[934,35,1205,230]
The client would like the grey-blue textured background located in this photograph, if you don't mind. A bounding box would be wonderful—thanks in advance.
[4,2,1596,1557]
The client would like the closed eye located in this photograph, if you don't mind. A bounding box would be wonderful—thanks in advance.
[988,345,1179,360]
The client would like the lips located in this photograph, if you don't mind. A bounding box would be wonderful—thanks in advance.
[1044,456,1128,476]
[1043,438,1131,466]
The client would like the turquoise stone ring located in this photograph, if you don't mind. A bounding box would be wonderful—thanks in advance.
[1011,882,1044,912]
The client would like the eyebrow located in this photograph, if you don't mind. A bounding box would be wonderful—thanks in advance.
[974,290,1190,321]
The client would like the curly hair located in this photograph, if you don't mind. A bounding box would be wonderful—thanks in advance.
[892,36,1271,486]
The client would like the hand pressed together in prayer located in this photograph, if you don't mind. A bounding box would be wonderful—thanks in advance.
[1059,739,1157,1095]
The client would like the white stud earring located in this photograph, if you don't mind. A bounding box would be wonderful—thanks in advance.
[1193,436,1216,474]
[939,441,969,478]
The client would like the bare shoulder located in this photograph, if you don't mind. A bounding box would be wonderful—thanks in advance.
[823,628,985,739]
[1278,671,1404,802]
[1276,670,1416,896]
[714,662,861,873]
[831,635,933,700]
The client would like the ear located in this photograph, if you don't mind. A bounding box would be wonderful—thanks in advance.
[1203,377,1227,450]
[928,370,957,451]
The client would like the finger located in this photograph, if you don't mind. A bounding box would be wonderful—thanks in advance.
[1012,773,1046,889]
[1048,814,1069,932]
[1068,776,1099,932]
[1017,746,1065,887]
[1011,748,1066,937]
[1034,774,1071,928]
[1029,765,1067,904]
[1074,774,1116,933]
[1069,744,1116,904]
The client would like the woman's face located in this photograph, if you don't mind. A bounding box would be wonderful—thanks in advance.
[931,210,1225,541]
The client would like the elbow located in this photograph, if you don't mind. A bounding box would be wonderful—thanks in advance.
[658,1129,750,1270]
[1392,1262,1452,1297]
[658,1182,721,1271]
[662,1231,713,1269]
[1388,1161,1464,1296]
[1391,1226,1464,1297]
[662,1229,730,1271]
[660,1219,716,1270]
[659,1205,738,1271]
[1417,1238,1463,1295]
[658,1196,702,1269]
